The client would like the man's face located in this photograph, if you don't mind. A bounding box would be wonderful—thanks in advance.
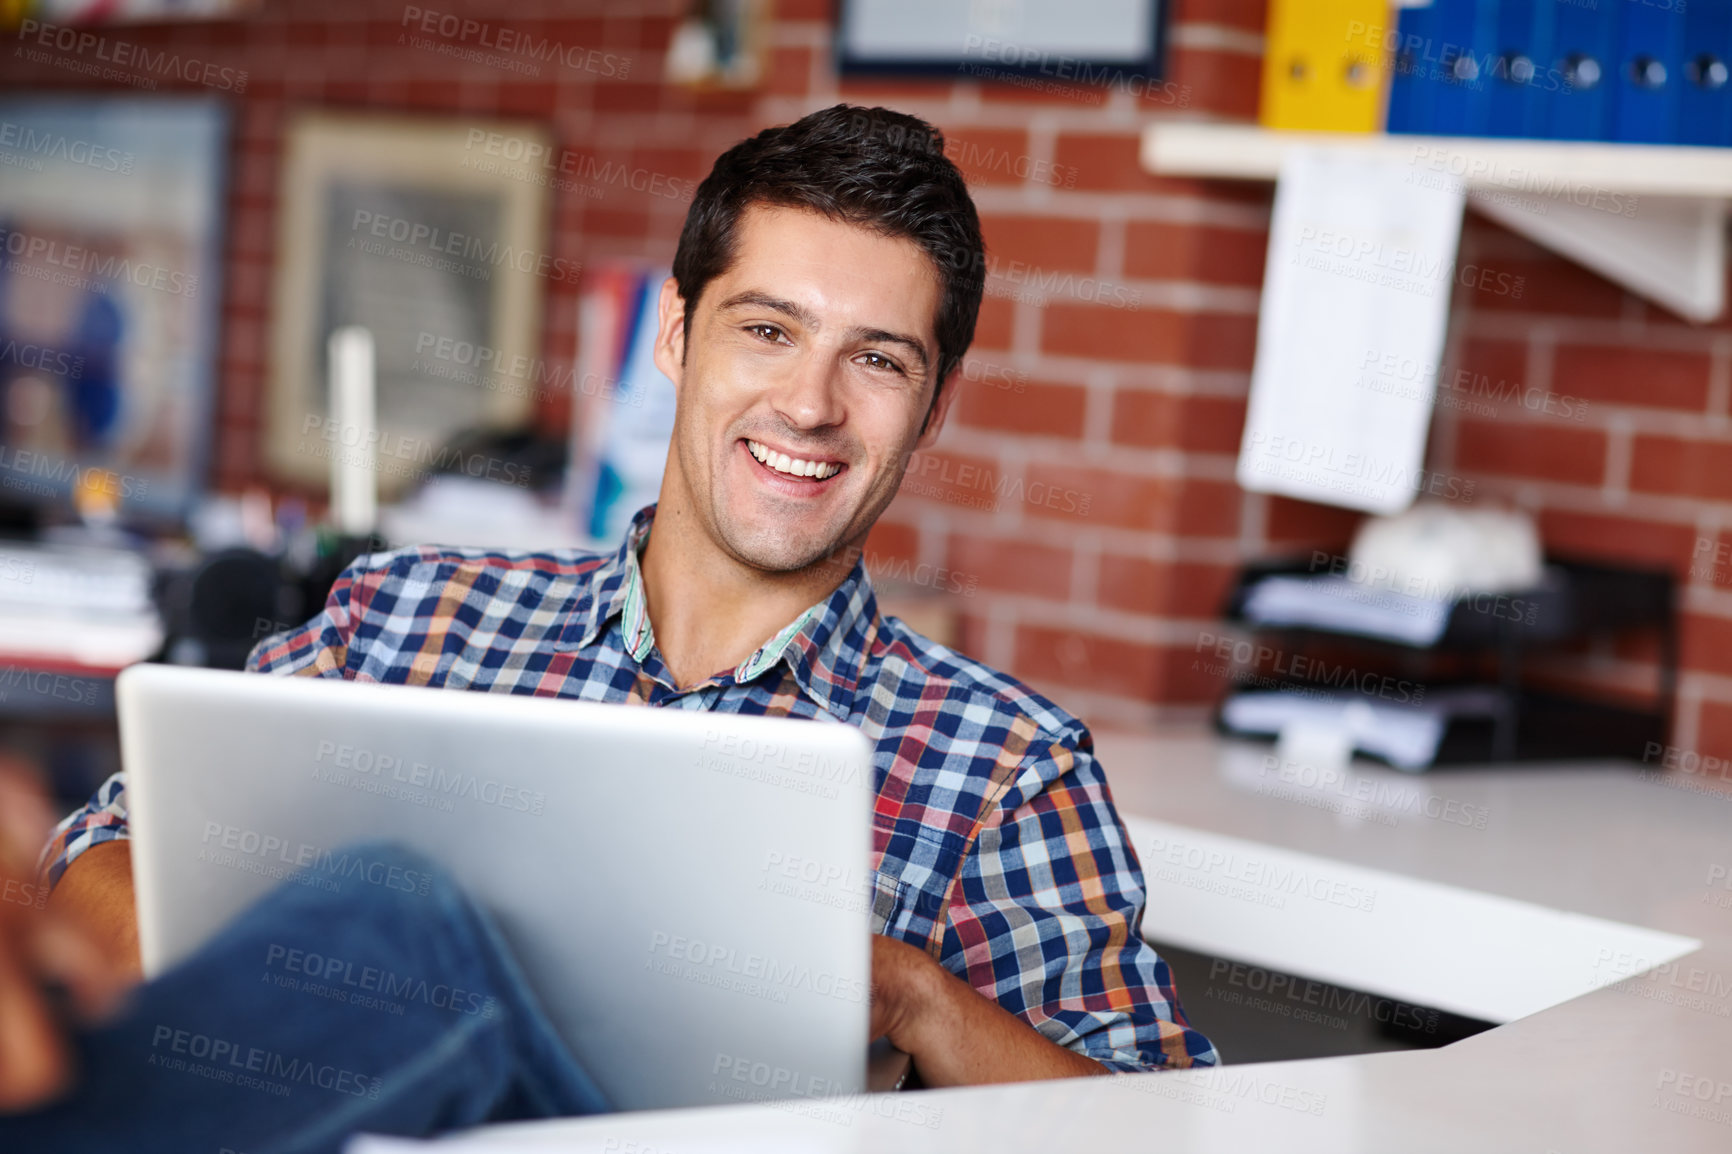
[652,204,954,574]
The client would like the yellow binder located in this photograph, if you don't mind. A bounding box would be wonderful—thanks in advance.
[1258,0,1391,132]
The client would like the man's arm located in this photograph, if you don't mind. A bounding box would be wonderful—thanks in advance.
[0,760,136,1112]
[49,841,139,975]
[874,731,1218,1083]
[870,935,1106,1086]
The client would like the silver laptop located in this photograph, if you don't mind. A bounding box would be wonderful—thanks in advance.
[118,664,876,1112]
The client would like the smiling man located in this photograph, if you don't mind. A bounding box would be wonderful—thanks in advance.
[26,105,1214,1136]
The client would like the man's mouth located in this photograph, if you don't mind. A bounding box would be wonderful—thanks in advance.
[745,439,844,482]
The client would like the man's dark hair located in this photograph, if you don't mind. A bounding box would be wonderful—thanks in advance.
[672,104,985,406]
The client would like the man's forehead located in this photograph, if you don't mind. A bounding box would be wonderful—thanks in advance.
[716,203,942,320]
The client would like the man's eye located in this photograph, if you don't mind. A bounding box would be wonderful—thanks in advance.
[859,352,902,374]
[748,324,784,342]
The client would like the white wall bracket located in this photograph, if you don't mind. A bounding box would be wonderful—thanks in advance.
[1142,123,1732,323]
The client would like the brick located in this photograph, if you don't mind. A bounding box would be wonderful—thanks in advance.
[1630,435,1732,501]
[1450,338,1527,391]
[283,20,328,49]
[1043,305,1257,370]
[837,78,959,105]
[1174,0,1268,32]
[976,73,1109,109]
[947,535,1072,599]
[942,127,1036,188]
[1682,612,1732,678]
[1611,632,1667,665]
[628,146,713,190]
[403,79,465,111]
[1098,557,1237,618]
[606,15,671,53]
[897,448,1010,514]
[320,81,369,106]
[225,261,270,314]
[1167,48,1262,120]
[219,311,263,365]
[1689,530,1732,590]
[1014,624,1164,698]
[1689,700,1732,768]
[971,295,1015,351]
[1021,465,1241,536]
[953,378,1087,439]
[1472,255,1630,318]
[592,82,665,114]
[980,215,1099,276]
[1124,221,1267,287]
[1538,510,1701,573]
[493,83,558,117]
[1050,131,1151,193]
[1052,131,1267,202]
[1111,392,1246,453]
[581,205,652,240]
[763,44,814,95]
[1552,345,1710,413]
[1454,419,1607,485]
[865,519,919,564]
[1015,627,1223,703]
[1264,496,1362,548]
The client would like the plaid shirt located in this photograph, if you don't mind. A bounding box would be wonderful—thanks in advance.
[45,506,1216,1072]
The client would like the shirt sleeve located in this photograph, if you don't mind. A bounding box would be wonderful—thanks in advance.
[38,557,372,892]
[38,771,129,891]
[246,553,374,677]
[937,735,1220,1072]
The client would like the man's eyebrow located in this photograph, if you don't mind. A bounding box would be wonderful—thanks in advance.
[715,291,821,330]
[715,291,932,375]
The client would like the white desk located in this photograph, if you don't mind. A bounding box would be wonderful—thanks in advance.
[356,729,1732,1153]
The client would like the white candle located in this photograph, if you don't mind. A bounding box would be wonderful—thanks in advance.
[327,325,377,536]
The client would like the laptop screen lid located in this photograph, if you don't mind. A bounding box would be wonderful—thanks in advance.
[118,664,875,1112]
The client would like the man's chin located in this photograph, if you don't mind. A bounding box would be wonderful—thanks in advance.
[717,515,852,577]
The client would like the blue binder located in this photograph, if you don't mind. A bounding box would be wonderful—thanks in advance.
[1487,0,1553,137]
[1679,0,1732,145]
[1548,0,1620,139]
[1387,1,1445,133]
[1430,0,1501,135]
[1612,0,1688,142]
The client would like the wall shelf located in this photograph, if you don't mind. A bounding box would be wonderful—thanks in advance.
[1140,122,1732,322]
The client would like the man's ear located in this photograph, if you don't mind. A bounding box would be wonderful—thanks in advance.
[651,276,687,389]
[914,367,961,450]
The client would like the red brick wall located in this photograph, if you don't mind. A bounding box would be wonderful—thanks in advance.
[7,0,1727,755]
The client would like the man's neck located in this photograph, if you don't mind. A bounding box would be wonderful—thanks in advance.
[637,498,853,691]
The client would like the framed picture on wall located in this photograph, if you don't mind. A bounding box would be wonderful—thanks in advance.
[266,112,565,496]
[836,0,1167,84]
[0,95,228,523]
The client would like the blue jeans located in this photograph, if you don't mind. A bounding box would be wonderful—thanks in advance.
[2,843,611,1154]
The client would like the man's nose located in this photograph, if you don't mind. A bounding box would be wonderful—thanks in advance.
[769,351,846,430]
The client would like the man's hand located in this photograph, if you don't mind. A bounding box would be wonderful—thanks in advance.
[0,758,137,1112]
[870,934,1109,1088]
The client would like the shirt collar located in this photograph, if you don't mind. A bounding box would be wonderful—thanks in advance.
[553,507,650,655]
[555,504,877,719]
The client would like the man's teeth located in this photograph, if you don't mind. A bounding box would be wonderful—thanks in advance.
[747,440,841,480]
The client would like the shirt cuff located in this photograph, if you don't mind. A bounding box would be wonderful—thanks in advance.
[39,771,130,892]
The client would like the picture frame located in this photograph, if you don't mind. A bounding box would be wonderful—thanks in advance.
[836,0,1168,86]
[265,112,558,496]
[0,95,228,522]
